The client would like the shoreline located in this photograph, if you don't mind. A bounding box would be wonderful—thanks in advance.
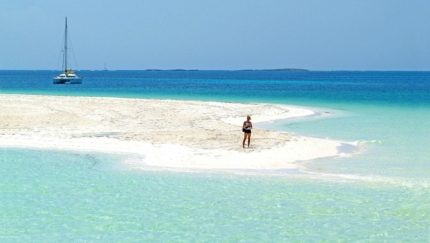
[0,94,352,171]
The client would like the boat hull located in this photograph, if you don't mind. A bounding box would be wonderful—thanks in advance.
[53,77,83,84]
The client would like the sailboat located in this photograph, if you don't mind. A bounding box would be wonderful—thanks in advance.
[53,17,83,84]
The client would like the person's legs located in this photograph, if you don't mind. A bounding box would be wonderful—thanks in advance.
[247,133,251,147]
[243,133,247,148]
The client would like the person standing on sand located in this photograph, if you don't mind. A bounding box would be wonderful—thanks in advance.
[242,115,252,148]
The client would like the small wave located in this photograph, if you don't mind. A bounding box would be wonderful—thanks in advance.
[356,140,383,145]
[301,170,430,189]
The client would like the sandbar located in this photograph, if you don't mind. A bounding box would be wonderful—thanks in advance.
[0,94,347,171]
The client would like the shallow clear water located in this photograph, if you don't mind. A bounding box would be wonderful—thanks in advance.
[1,71,429,241]
[1,148,429,242]
[259,105,430,181]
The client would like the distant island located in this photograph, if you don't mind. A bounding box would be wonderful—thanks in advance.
[145,69,199,72]
[143,68,308,72]
[240,68,308,72]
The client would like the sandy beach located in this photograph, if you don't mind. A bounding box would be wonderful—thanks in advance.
[0,94,346,171]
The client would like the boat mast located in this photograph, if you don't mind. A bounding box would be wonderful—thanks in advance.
[64,17,68,72]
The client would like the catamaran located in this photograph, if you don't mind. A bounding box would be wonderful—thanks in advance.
[53,17,83,84]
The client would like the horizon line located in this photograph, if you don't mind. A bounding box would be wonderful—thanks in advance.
[1,69,430,72]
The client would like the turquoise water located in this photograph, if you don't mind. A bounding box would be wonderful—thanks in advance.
[1,148,429,242]
[260,105,430,181]
[1,71,429,241]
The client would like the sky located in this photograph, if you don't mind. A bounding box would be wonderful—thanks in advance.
[1,0,430,71]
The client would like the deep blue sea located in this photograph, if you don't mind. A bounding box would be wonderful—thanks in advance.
[1,70,429,242]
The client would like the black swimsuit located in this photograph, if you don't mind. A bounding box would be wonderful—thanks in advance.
[243,121,252,133]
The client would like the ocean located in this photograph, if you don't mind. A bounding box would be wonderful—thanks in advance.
[0,70,429,242]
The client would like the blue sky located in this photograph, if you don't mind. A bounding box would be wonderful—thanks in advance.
[1,1,429,70]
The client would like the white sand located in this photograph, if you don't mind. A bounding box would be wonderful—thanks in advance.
[0,94,345,170]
